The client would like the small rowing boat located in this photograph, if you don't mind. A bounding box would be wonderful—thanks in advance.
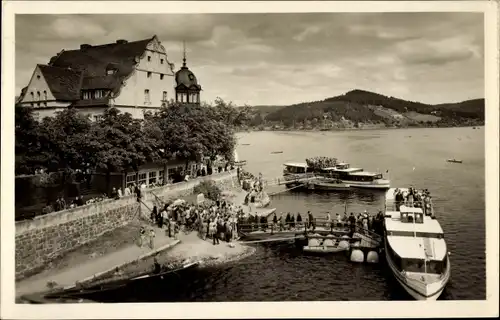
[271,151,283,154]
[446,159,462,164]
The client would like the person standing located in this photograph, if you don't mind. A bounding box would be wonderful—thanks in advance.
[124,186,131,196]
[149,228,156,249]
[117,187,123,199]
[151,206,158,224]
[138,226,146,248]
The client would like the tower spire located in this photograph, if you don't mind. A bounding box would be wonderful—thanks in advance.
[182,40,187,68]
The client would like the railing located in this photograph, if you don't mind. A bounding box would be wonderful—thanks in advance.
[384,200,435,214]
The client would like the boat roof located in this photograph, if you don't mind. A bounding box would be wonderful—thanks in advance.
[335,167,363,172]
[349,171,382,176]
[283,162,308,168]
[386,235,447,260]
[336,162,349,166]
[385,209,444,234]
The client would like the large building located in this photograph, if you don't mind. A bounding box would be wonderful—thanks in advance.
[17,35,202,120]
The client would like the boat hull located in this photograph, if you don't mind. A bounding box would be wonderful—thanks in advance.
[384,241,450,300]
[303,246,348,254]
[349,183,391,190]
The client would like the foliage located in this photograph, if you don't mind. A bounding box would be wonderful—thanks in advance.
[91,108,160,173]
[152,101,237,163]
[193,180,222,201]
[15,99,240,177]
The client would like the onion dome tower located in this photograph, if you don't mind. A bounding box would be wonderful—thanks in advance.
[175,42,201,104]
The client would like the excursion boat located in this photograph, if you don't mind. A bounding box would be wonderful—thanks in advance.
[383,188,451,300]
[282,161,390,190]
[282,162,315,188]
[321,163,390,190]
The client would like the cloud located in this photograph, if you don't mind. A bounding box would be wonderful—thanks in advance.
[14,13,484,105]
[395,36,480,66]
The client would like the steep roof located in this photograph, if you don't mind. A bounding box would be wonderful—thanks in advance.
[50,38,152,78]
[38,64,83,101]
[44,36,154,98]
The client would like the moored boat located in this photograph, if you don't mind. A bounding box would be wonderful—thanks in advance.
[383,188,451,300]
[446,159,462,164]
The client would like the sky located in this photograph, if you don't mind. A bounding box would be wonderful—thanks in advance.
[15,13,484,106]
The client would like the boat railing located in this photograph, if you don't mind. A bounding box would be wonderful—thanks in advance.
[384,200,434,213]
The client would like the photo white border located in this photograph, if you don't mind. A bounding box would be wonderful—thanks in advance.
[2,1,498,318]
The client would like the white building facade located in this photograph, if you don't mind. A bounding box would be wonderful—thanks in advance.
[17,35,199,120]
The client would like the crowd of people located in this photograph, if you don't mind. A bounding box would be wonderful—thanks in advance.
[236,209,385,236]
[393,187,434,216]
[139,197,248,247]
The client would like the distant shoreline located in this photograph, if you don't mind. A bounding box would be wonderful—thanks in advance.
[235,124,484,134]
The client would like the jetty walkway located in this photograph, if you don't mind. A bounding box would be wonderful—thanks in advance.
[16,224,179,299]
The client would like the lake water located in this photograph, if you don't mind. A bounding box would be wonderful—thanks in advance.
[103,127,486,301]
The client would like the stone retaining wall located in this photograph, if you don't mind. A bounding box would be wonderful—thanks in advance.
[15,170,238,280]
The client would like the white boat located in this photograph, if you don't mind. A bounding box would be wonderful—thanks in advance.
[282,162,315,188]
[282,161,390,190]
[383,188,451,300]
[322,163,390,190]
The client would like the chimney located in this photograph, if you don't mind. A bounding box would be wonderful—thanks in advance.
[80,44,92,50]
[116,39,128,44]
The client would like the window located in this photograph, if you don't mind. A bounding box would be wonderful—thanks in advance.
[43,90,47,101]
[126,173,136,188]
[107,69,115,75]
[160,59,164,64]
[158,170,164,184]
[148,171,157,185]
[160,74,164,80]
[36,91,41,106]
[138,172,147,185]
[37,75,41,80]
[147,72,152,78]
[30,92,34,100]
[147,56,151,62]
[162,91,167,101]
[144,89,150,103]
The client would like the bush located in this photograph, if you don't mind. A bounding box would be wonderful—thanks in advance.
[193,180,222,201]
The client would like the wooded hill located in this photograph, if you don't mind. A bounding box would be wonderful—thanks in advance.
[247,89,484,129]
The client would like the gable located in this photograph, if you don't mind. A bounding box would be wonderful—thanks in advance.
[20,65,58,103]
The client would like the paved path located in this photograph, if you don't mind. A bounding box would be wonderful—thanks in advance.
[16,224,178,298]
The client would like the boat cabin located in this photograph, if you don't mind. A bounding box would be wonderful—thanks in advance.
[385,206,447,275]
[347,171,384,182]
[283,163,312,175]
[335,162,350,170]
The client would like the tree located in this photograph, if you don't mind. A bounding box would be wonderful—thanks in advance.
[91,107,160,173]
[15,104,48,174]
[212,97,252,128]
[32,108,95,175]
[152,101,237,176]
